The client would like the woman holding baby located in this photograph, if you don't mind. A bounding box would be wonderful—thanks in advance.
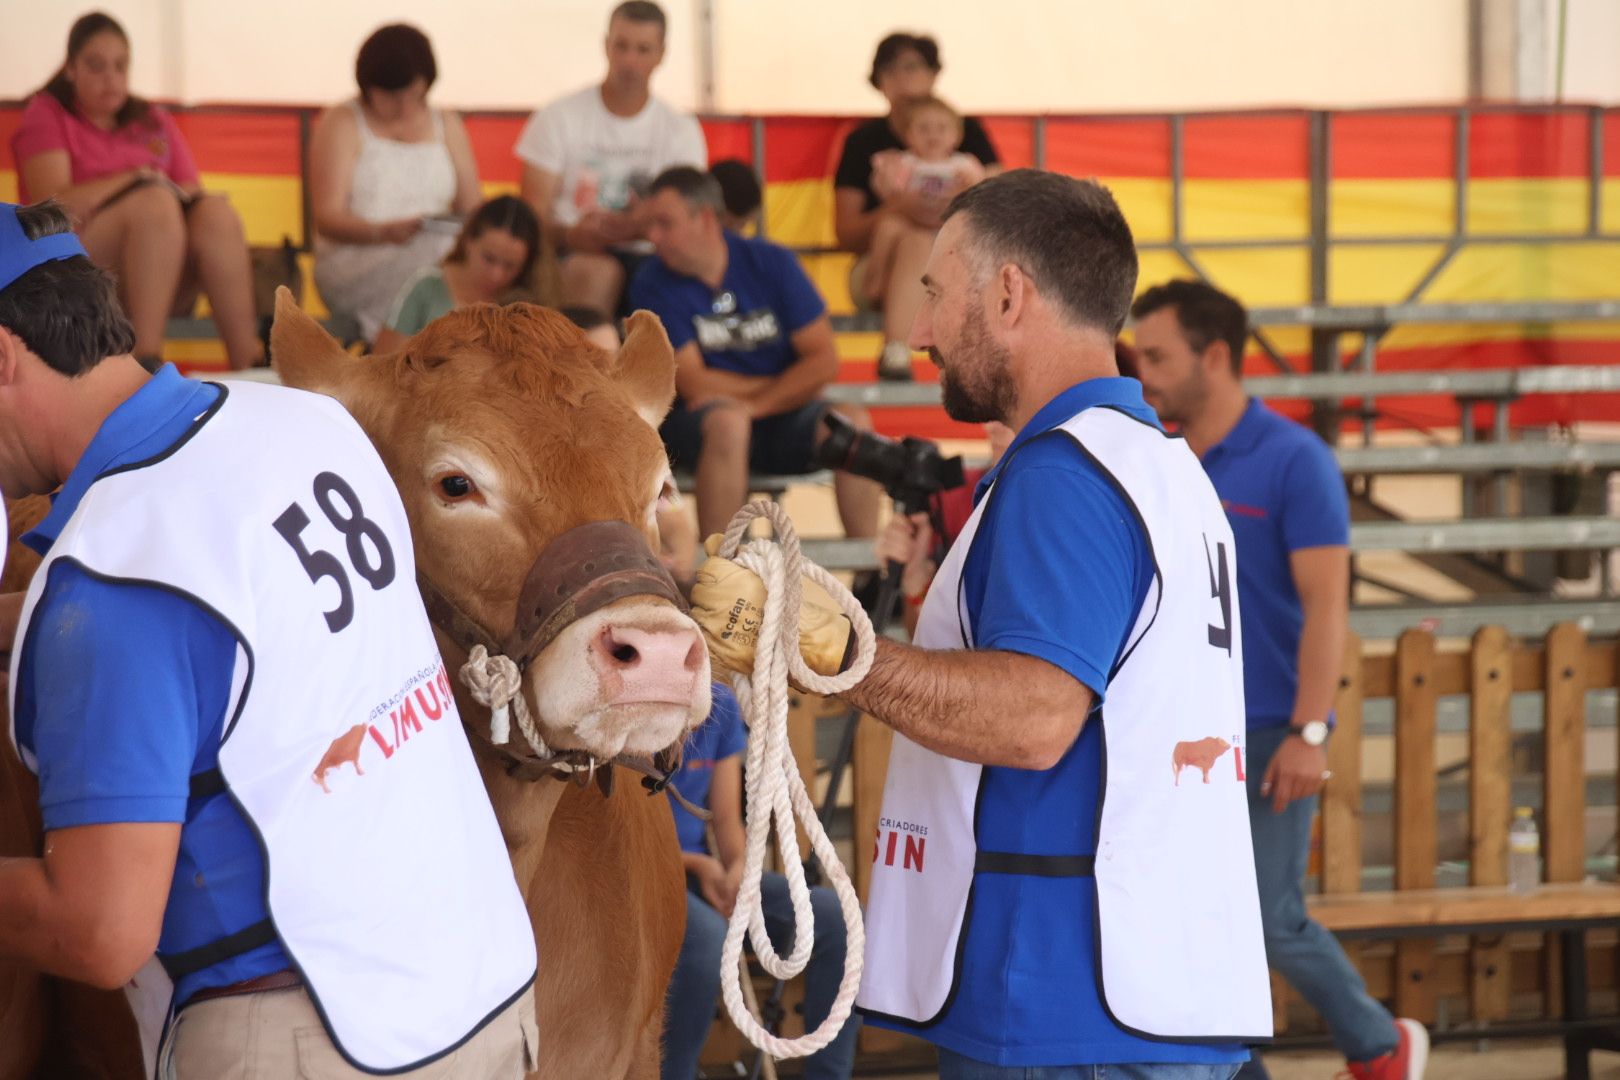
[832,32,1000,380]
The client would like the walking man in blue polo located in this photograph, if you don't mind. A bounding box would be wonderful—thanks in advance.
[1134,278,1427,1080]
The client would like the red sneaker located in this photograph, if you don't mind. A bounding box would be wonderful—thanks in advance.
[1341,1018,1429,1080]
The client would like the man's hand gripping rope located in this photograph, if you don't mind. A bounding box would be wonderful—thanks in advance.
[689,499,877,1059]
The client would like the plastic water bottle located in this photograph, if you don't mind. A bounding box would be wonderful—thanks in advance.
[1508,807,1540,896]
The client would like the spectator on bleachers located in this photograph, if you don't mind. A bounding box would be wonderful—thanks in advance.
[874,420,1012,635]
[628,166,880,539]
[12,12,263,370]
[372,195,556,352]
[560,304,623,351]
[861,96,985,311]
[516,1,706,319]
[309,23,481,343]
[661,682,858,1080]
[833,32,999,380]
[708,159,761,233]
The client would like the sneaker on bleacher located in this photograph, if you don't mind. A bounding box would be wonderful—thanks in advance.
[877,341,913,382]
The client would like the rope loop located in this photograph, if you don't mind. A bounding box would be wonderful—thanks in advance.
[716,500,875,1059]
[460,644,549,758]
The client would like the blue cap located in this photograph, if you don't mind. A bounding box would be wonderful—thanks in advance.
[0,203,89,293]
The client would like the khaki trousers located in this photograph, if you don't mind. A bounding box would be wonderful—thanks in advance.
[160,984,537,1079]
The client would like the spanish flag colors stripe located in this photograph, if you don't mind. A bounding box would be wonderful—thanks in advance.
[3,102,1617,437]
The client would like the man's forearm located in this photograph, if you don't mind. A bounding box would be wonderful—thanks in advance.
[714,818,747,872]
[749,351,836,418]
[678,368,771,407]
[0,856,87,983]
[837,638,1089,771]
[1291,602,1348,728]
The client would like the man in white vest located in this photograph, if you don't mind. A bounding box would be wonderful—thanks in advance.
[0,200,537,1077]
[690,170,1271,1079]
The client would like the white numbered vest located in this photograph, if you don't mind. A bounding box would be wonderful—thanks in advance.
[857,405,1272,1042]
[9,381,536,1073]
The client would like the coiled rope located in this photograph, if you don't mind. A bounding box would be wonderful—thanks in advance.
[715,499,876,1059]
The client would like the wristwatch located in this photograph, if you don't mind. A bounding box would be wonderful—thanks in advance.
[1290,719,1330,747]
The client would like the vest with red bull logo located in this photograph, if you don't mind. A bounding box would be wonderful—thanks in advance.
[857,396,1271,1062]
[9,381,535,1074]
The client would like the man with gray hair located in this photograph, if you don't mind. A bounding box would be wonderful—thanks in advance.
[629,165,879,539]
[687,170,1272,1078]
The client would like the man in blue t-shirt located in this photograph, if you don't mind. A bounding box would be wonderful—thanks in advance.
[1134,279,1426,1080]
[689,172,1271,1079]
[628,166,881,539]
[659,682,857,1080]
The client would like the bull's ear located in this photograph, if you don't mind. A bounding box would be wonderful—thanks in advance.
[270,288,380,410]
[615,310,677,430]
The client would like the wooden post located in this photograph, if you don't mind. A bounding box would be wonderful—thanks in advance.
[1542,622,1588,1017]
[786,695,818,861]
[851,715,893,903]
[1270,970,1290,1035]
[1322,631,1365,896]
[850,715,904,1055]
[1394,628,1438,1022]
[1468,625,1514,1023]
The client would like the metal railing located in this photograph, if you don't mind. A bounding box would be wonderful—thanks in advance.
[822,361,1620,411]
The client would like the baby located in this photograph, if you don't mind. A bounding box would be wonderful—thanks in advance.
[864,96,986,306]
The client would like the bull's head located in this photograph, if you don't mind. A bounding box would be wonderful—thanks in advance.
[271,291,712,763]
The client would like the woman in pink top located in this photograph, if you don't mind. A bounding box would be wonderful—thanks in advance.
[12,12,262,369]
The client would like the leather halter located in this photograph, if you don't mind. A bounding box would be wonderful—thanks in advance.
[419,520,689,671]
[416,520,707,817]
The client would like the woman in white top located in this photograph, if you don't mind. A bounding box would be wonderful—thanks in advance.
[309,24,481,342]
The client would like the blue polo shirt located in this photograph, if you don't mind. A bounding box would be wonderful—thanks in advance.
[668,683,746,854]
[1200,399,1349,729]
[13,365,288,1005]
[867,377,1244,1068]
[627,231,826,380]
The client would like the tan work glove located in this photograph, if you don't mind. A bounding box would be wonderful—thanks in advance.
[689,535,853,677]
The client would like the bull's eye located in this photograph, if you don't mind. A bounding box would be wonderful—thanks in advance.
[438,474,476,500]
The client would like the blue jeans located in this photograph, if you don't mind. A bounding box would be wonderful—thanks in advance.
[661,871,859,1080]
[937,1051,1239,1080]
[1235,725,1397,1079]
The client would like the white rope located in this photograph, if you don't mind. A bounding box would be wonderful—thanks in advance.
[460,644,550,758]
[716,500,876,1060]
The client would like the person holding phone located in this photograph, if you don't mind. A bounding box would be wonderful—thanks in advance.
[308,23,482,343]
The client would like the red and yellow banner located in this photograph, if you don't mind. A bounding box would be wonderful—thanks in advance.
[3,102,1616,438]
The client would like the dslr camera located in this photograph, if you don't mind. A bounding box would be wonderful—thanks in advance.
[814,411,965,515]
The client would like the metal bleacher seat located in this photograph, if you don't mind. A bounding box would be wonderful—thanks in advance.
[169,312,364,348]
[671,469,832,498]
[822,363,1620,412]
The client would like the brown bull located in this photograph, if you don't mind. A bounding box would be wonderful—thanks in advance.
[272,292,709,1080]
[0,294,711,1077]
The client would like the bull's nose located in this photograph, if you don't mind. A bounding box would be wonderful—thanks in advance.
[592,623,706,704]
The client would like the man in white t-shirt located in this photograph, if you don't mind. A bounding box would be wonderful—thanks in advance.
[516,1,707,316]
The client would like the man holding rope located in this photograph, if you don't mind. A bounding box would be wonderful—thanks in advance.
[691,170,1270,1079]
